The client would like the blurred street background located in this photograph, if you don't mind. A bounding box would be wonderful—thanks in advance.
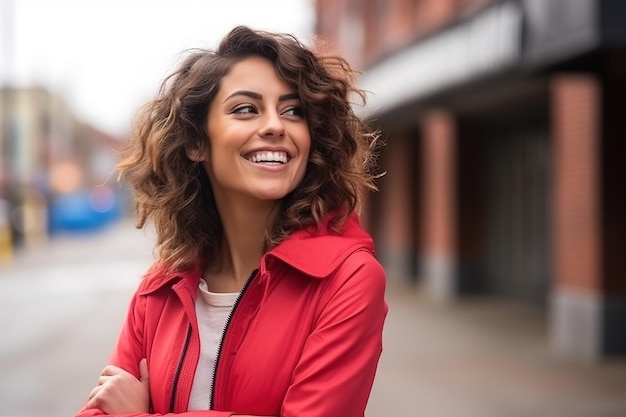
[2,0,626,416]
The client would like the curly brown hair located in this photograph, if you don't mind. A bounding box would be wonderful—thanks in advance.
[117,25,381,273]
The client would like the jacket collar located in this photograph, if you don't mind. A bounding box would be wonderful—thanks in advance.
[139,262,202,295]
[139,211,374,294]
[264,211,374,279]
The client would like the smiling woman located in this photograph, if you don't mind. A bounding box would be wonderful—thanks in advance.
[75,25,387,417]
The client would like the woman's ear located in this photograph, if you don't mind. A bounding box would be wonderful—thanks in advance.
[185,143,206,162]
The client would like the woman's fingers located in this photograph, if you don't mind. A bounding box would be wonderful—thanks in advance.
[100,365,125,376]
[96,374,110,386]
[88,385,100,400]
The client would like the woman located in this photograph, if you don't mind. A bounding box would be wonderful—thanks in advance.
[77,25,387,417]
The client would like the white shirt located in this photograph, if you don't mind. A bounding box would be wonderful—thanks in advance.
[188,279,239,410]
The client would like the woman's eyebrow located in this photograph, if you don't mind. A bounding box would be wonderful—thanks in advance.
[278,93,299,102]
[223,91,299,103]
[223,90,261,103]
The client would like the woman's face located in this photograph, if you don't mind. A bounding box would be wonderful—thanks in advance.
[202,56,311,206]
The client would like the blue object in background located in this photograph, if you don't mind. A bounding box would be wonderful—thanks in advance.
[48,186,122,234]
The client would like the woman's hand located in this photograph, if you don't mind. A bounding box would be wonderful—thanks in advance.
[87,358,150,414]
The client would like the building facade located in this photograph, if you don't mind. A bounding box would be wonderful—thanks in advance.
[315,0,626,360]
[0,87,125,257]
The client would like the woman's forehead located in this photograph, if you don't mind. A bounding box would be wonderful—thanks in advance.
[216,57,294,98]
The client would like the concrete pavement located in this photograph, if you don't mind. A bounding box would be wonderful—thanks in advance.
[1,219,626,416]
[367,281,626,416]
[0,220,154,417]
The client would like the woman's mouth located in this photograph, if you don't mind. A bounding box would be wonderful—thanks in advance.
[245,151,289,164]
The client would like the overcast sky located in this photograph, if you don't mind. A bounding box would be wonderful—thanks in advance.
[1,0,315,137]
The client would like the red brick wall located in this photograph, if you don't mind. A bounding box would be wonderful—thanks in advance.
[314,0,498,68]
[372,130,416,277]
[551,75,601,291]
[381,132,414,250]
[313,0,345,53]
[421,110,457,257]
[412,0,459,35]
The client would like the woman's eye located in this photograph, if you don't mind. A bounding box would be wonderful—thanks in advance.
[233,105,257,115]
[283,106,304,117]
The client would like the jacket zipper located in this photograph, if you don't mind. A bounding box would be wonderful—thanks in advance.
[209,268,258,409]
[169,323,193,412]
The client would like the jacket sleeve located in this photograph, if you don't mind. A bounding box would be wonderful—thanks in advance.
[280,250,388,417]
[73,286,236,417]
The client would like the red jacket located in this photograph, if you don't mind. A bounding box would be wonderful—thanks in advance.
[76,213,387,417]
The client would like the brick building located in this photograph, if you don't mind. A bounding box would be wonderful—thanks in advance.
[315,0,626,360]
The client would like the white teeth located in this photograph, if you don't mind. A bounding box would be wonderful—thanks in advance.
[248,151,288,164]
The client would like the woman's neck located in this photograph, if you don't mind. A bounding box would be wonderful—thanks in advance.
[205,197,279,292]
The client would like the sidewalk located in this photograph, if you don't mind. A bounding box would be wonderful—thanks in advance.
[367,281,626,417]
[5,218,155,271]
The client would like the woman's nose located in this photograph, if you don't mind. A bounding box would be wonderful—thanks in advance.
[258,111,285,138]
